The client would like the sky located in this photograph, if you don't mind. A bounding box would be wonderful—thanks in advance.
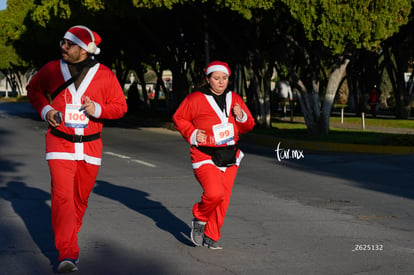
[0,0,6,11]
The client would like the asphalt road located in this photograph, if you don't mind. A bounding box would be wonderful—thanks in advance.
[0,101,413,275]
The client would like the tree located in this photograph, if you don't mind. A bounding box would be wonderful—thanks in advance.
[2,0,413,130]
[0,0,34,96]
[380,13,414,118]
[281,0,412,134]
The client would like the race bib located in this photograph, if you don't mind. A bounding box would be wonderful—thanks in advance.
[64,104,89,128]
[212,123,234,145]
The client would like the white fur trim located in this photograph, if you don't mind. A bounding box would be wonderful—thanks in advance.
[236,110,247,123]
[190,129,198,145]
[45,152,102,165]
[92,102,102,118]
[64,26,101,55]
[41,105,54,121]
[206,65,229,76]
[64,32,88,52]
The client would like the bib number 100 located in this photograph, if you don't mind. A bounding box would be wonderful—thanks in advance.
[65,104,89,128]
[68,113,87,121]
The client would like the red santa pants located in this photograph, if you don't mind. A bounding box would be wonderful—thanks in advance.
[192,164,238,241]
[48,159,99,261]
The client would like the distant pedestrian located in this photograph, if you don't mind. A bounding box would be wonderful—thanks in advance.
[368,84,381,117]
[173,61,255,250]
[27,25,127,273]
[127,81,141,113]
[275,80,293,117]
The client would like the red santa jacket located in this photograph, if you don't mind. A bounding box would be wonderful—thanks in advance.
[27,59,127,165]
[173,89,255,169]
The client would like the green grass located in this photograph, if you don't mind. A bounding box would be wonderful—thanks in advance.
[251,116,414,146]
[330,116,414,129]
[0,96,29,102]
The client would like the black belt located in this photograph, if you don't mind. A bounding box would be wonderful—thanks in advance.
[194,145,236,156]
[50,128,101,143]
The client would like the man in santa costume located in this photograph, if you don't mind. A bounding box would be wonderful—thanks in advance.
[173,61,255,249]
[27,25,127,272]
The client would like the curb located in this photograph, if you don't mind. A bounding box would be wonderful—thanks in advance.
[150,122,414,155]
[242,133,414,155]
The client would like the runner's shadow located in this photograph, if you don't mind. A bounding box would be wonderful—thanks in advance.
[0,181,57,265]
[93,180,193,246]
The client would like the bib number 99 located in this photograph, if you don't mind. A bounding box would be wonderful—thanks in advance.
[213,123,234,145]
[219,129,230,139]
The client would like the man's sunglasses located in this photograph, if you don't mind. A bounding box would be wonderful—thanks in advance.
[59,39,77,49]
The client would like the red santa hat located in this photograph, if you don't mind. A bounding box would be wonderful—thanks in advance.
[205,61,231,76]
[63,25,101,55]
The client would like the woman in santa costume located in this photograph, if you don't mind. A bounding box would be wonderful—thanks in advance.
[27,25,127,272]
[173,61,255,249]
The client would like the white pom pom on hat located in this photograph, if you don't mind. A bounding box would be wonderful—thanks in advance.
[64,25,101,55]
[205,61,231,76]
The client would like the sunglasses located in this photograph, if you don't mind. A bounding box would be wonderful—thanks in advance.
[59,39,77,49]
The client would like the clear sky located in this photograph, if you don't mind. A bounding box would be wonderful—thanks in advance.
[0,0,7,11]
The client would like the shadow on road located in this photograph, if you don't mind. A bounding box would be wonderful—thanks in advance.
[0,101,41,121]
[239,139,414,202]
[93,180,193,246]
[0,181,57,265]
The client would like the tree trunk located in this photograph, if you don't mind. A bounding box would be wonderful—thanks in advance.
[170,68,190,114]
[249,55,273,128]
[293,78,319,134]
[381,46,412,119]
[135,67,150,112]
[319,58,350,135]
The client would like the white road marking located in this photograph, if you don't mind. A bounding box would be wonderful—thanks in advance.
[104,151,157,168]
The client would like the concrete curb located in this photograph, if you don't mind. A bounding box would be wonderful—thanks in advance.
[242,133,414,155]
[128,121,414,155]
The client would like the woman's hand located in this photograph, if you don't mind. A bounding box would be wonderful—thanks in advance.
[196,129,207,144]
[233,103,244,119]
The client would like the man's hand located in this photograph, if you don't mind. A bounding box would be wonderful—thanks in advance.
[81,96,96,116]
[46,110,61,127]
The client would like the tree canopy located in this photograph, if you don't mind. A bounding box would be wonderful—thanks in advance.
[1,0,413,132]
[284,0,411,54]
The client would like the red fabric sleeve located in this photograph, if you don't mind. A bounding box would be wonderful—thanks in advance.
[173,96,197,144]
[96,67,128,120]
[26,61,62,118]
[232,93,255,134]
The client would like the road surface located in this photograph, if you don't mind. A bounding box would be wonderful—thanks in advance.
[0,101,413,274]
